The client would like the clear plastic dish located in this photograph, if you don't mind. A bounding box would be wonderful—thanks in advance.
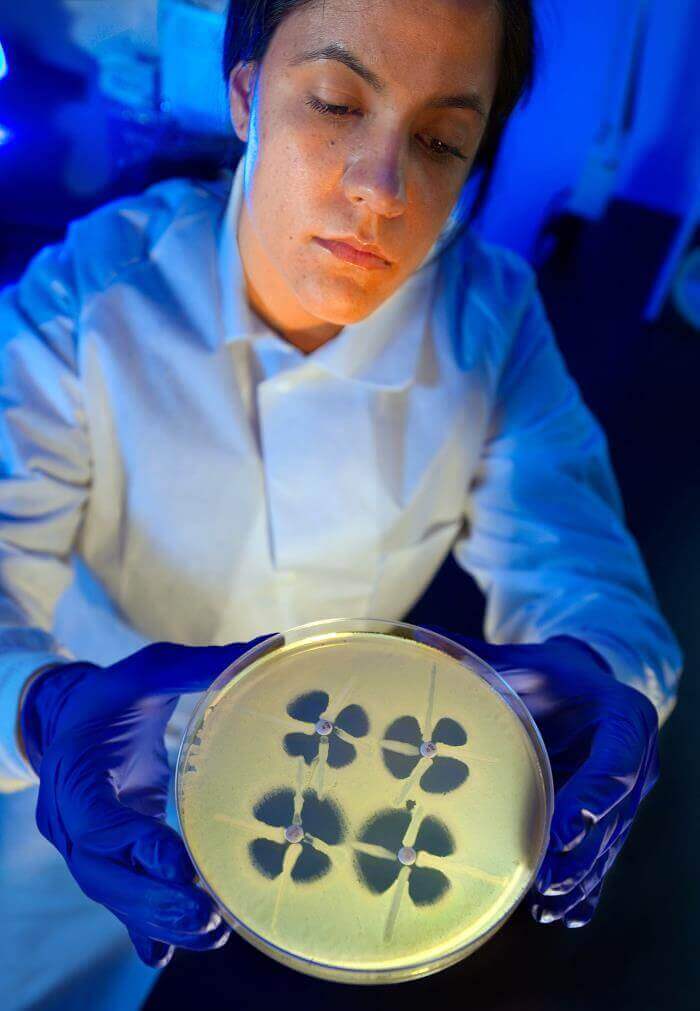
[175,618,553,985]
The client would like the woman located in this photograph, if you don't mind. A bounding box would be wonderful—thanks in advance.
[0,1,682,1009]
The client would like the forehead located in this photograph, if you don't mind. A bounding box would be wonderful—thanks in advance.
[269,0,502,101]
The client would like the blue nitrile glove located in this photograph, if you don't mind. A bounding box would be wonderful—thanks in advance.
[416,624,660,928]
[19,636,279,969]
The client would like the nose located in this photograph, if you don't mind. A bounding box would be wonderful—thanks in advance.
[343,138,408,219]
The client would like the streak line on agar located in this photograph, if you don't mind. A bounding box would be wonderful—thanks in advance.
[271,843,298,933]
[352,841,399,862]
[314,739,329,798]
[334,727,382,757]
[384,864,411,942]
[394,762,425,806]
[402,803,422,847]
[326,674,360,722]
[235,707,299,732]
[438,855,509,887]
[292,757,306,821]
[214,813,274,838]
[380,740,420,757]
[422,663,438,740]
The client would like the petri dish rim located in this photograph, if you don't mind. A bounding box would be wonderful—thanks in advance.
[174,617,555,984]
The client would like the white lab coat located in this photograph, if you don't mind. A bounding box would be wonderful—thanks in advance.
[0,151,682,1010]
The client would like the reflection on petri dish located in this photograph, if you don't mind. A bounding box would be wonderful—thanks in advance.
[176,620,552,985]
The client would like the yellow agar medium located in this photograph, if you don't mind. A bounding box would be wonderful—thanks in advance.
[176,626,551,984]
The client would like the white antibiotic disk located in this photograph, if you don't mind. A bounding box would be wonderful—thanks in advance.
[175,618,553,985]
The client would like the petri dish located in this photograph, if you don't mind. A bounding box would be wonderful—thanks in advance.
[175,618,553,985]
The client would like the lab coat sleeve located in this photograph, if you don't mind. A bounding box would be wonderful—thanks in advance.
[452,268,683,729]
[0,232,90,792]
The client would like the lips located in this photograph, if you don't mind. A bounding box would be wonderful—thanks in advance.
[314,237,391,270]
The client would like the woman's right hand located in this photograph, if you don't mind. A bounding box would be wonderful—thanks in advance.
[19,635,280,967]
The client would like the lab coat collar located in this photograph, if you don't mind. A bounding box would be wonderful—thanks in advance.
[216,152,456,392]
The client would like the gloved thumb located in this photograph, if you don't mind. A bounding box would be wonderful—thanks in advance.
[94,633,283,710]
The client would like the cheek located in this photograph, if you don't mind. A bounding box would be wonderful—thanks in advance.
[403,178,451,246]
[262,181,319,259]
[251,156,310,246]
[278,100,357,184]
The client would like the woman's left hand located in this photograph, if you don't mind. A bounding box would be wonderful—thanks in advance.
[416,624,660,928]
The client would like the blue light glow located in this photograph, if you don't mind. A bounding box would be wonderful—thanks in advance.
[0,42,13,146]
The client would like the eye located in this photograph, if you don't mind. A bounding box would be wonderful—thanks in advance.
[304,95,468,163]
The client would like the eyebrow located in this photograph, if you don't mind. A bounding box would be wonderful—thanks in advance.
[289,42,488,120]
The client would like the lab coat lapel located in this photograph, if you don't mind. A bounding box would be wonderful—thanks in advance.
[254,259,441,574]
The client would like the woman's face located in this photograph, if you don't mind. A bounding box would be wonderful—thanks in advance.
[229,0,501,350]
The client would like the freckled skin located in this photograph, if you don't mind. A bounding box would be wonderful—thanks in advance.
[227,0,501,354]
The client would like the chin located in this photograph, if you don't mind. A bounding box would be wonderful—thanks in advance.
[309,298,380,327]
[303,279,387,322]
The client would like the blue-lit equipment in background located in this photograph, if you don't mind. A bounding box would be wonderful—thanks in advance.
[0,37,12,146]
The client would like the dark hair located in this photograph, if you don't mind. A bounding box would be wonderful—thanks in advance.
[222,0,537,257]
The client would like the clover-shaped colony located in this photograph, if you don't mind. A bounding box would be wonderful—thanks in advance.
[249,786,346,884]
[381,713,469,799]
[380,661,470,805]
[354,802,454,941]
[283,689,370,770]
[354,805,454,903]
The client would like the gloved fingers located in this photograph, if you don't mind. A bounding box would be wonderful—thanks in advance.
[531,821,632,924]
[127,927,175,969]
[129,822,198,884]
[536,788,637,896]
[123,912,233,953]
[575,820,633,901]
[562,878,604,929]
[87,806,195,885]
[37,738,194,886]
[639,733,661,800]
[69,844,221,939]
[57,767,196,884]
[548,715,643,853]
[530,876,597,925]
